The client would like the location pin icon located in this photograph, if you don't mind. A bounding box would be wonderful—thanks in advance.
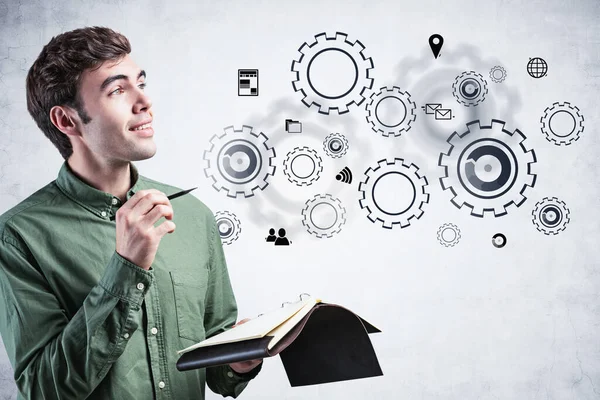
[429,34,444,59]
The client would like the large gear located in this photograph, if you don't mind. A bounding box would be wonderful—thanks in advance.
[358,158,430,229]
[291,31,374,114]
[437,223,461,247]
[215,211,242,245]
[452,71,488,107]
[532,197,570,235]
[323,132,349,158]
[301,194,346,238]
[438,119,537,217]
[540,102,584,146]
[204,125,276,198]
[365,86,416,137]
[283,146,323,186]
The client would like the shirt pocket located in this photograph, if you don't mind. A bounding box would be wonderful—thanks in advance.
[169,269,208,343]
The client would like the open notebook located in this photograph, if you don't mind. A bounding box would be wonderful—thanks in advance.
[176,294,383,387]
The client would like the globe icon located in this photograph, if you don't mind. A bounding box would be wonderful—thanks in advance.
[527,57,548,78]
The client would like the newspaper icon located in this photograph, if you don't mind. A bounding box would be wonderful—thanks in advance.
[285,119,302,133]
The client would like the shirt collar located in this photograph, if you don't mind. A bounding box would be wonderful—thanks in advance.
[56,161,145,220]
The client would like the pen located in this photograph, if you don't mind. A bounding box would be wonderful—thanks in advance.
[109,187,197,221]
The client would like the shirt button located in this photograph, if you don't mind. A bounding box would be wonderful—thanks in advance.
[123,333,130,339]
[136,283,145,291]
[158,381,165,389]
[150,327,158,335]
[101,211,107,217]
[227,371,234,378]
[111,198,118,205]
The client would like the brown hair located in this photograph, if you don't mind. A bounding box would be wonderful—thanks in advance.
[26,26,131,160]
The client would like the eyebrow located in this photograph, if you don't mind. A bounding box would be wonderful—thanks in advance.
[100,70,146,91]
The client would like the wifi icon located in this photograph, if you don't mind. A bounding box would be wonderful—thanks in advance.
[336,167,353,184]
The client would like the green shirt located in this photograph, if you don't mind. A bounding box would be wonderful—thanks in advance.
[0,161,261,399]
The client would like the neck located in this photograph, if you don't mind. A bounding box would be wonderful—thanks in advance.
[67,154,132,203]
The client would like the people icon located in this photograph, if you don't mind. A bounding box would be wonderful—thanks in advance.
[274,228,291,246]
[265,228,276,242]
[266,228,291,245]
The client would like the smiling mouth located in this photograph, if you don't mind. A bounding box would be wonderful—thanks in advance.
[129,122,152,131]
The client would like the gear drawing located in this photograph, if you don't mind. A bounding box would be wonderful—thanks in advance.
[291,31,374,114]
[532,197,570,235]
[323,132,349,158]
[215,211,242,245]
[540,102,584,146]
[452,71,488,106]
[438,119,537,217]
[358,158,430,229]
[301,194,346,238]
[204,125,276,198]
[283,146,323,186]
[489,66,507,83]
[365,86,416,137]
[437,223,461,247]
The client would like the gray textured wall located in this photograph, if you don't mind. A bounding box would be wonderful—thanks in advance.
[1,0,599,399]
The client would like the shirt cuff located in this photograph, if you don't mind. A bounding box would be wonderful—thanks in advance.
[98,251,153,308]
[226,361,263,397]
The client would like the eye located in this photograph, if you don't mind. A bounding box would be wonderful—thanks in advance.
[138,83,147,89]
[110,87,124,95]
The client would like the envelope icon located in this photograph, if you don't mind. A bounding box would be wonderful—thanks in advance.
[435,109,452,120]
[424,103,442,114]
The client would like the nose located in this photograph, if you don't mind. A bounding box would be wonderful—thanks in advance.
[133,89,152,114]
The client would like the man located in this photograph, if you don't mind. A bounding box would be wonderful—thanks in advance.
[0,26,262,399]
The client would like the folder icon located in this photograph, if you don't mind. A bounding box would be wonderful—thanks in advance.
[424,103,442,114]
[285,119,302,133]
[435,109,452,120]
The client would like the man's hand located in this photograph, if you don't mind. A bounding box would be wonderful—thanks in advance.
[229,318,263,374]
[115,189,176,271]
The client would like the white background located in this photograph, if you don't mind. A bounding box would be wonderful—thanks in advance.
[1,0,599,399]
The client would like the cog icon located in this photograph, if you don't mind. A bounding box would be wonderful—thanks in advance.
[301,194,347,238]
[365,86,416,137]
[489,66,507,83]
[283,146,323,186]
[437,223,461,247]
[204,125,276,198]
[323,132,349,158]
[358,158,430,229]
[291,31,374,114]
[438,119,537,217]
[532,197,570,235]
[540,102,584,146]
[452,71,488,106]
[215,211,242,245]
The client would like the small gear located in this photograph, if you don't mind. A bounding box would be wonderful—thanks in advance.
[358,158,430,229]
[540,102,584,146]
[215,211,241,245]
[489,66,507,83]
[439,119,537,218]
[283,146,323,186]
[452,71,488,107]
[323,132,349,158]
[365,86,416,137]
[437,223,461,247]
[532,197,570,235]
[291,31,374,114]
[492,233,507,248]
[301,194,347,238]
[204,125,276,198]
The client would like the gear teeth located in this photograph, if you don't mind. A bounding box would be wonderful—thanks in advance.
[365,86,416,137]
[301,194,346,238]
[438,119,537,217]
[204,125,276,199]
[358,158,430,229]
[532,197,570,235]
[453,71,488,107]
[540,101,584,146]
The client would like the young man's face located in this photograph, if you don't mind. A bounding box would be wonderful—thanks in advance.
[74,54,156,163]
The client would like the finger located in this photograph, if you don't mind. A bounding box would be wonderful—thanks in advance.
[155,219,176,238]
[144,204,174,227]
[134,193,172,219]
[118,189,163,214]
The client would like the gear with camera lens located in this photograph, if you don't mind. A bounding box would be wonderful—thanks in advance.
[453,71,488,107]
[323,132,349,158]
[532,197,570,235]
[215,211,241,245]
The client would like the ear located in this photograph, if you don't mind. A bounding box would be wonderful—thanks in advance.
[49,105,82,138]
